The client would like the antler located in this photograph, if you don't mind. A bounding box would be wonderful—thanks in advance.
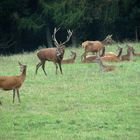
[52,28,73,47]
[61,29,73,45]
[52,27,60,46]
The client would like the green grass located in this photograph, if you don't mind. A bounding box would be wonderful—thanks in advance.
[0,43,140,140]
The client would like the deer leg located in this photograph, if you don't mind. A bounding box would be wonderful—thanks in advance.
[16,89,21,103]
[81,52,86,61]
[58,62,63,74]
[42,61,47,76]
[35,62,42,75]
[54,63,58,75]
[13,89,16,103]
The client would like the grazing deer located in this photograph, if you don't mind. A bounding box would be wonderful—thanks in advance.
[36,28,73,75]
[62,51,77,64]
[95,55,115,72]
[81,47,105,63]
[0,62,27,103]
[81,35,113,59]
[121,46,134,61]
[101,46,123,62]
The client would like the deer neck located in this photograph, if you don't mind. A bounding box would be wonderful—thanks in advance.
[128,50,133,60]
[20,68,26,83]
[101,39,108,45]
[72,54,76,60]
[56,47,64,61]
[97,59,104,71]
[100,47,105,57]
[117,48,122,57]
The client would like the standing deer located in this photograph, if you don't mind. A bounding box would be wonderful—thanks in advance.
[0,62,27,103]
[62,51,77,64]
[36,28,73,75]
[81,47,105,63]
[81,35,113,59]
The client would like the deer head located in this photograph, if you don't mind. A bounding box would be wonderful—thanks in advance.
[18,62,27,73]
[103,34,114,45]
[52,27,72,57]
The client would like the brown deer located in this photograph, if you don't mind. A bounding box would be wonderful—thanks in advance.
[121,46,134,61]
[35,28,73,75]
[81,47,105,63]
[81,35,113,59]
[62,51,77,64]
[0,62,27,103]
[126,44,140,56]
[133,49,140,56]
[101,46,123,62]
[95,55,115,72]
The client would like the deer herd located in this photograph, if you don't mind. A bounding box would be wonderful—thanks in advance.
[0,27,139,104]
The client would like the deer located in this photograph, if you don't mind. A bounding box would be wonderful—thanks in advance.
[35,27,73,76]
[133,49,140,56]
[121,45,134,61]
[81,35,113,60]
[62,51,77,64]
[0,62,27,103]
[101,46,123,62]
[95,55,115,72]
[81,47,105,63]
[126,44,140,56]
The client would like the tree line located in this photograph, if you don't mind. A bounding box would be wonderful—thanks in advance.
[0,0,140,54]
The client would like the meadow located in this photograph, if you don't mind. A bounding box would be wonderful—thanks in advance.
[0,43,140,140]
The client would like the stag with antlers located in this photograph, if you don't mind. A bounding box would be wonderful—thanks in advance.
[35,28,73,76]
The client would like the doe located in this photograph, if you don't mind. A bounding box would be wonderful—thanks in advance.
[0,62,27,103]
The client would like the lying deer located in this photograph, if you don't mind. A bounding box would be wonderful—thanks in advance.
[0,62,27,103]
[95,55,115,72]
[81,47,105,63]
[81,35,113,59]
[101,46,123,62]
[62,51,77,64]
[133,49,140,56]
[36,28,73,75]
[121,46,134,61]
[126,44,140,56]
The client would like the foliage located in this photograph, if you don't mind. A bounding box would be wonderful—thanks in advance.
[0,0,140,53]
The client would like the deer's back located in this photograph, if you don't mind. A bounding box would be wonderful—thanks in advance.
[104,65,115,72]
[37,48,56,61]
[101,55,120,62]
[62,59,74,64]
[121,55,130,61]
[82,55,96,63]
[82,41,103,51]
[0,76,22,90]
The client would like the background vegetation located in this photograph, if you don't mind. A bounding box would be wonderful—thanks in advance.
[0,0,140,54]
[0,43,140,140]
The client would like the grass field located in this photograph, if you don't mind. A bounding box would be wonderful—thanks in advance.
[0,43,140,140]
